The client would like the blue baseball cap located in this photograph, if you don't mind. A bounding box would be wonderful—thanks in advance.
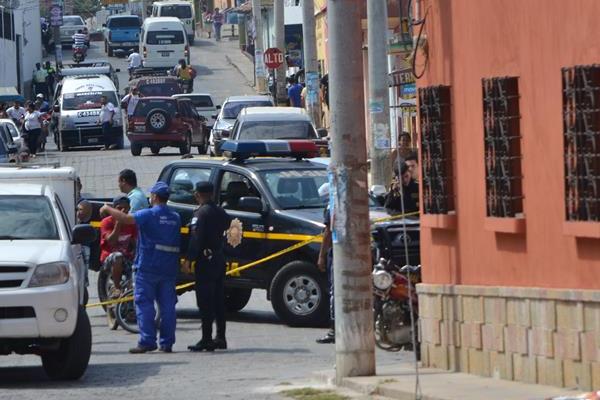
[150,181,170,198]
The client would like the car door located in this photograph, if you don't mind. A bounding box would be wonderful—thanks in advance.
[217,169,269,282]
[178,100,202,145]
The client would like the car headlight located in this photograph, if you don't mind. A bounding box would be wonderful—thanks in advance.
[372,270,393,290]
[212,129,222,139]
[29,262,70,287]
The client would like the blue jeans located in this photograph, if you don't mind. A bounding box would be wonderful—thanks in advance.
[134,272,177,349]
[102,122,112,149]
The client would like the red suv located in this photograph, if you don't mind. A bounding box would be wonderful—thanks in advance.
[127,97,207,156]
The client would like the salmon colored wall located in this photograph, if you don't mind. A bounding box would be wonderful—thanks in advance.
[418,0,600,289]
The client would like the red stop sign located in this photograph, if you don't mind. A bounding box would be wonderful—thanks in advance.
[264,47,284,69]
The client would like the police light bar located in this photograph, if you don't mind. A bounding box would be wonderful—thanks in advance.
[221,140,319,160]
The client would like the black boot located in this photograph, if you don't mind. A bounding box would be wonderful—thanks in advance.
[316,322,335,344]
[188,319,216,352]
[213,337,227,350]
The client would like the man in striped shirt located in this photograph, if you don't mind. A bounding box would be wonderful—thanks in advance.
[72,30,87,47]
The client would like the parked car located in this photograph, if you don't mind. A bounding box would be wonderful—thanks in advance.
[126,96,207,156]
[59,15,88,46]
[230,107,329,156]
[57,61,121,92]
[209,95,274,156]
[0,119,24,155]
[127,75,183,97]
[172,93,218,124]
[103,14,141,56]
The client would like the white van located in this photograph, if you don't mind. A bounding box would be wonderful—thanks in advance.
[151,1,195,44]
[52,75,124,151]
[140,17,190,69]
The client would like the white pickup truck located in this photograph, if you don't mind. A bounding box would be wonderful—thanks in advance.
[0,167,96,380]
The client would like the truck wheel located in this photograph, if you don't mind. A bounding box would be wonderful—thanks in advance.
[225,288,252,312]
[97,269,109,311]
[41,306,92,380]
[130,143,142,156]
[83,287,89,306]
[151,145,160,155]
[179,133,191,155]
[270,261,328,327]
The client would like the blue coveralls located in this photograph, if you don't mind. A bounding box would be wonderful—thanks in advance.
[133,204,181,349]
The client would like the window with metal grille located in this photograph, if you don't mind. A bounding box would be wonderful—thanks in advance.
[418,85,454,214]
[482,77,523,218]
[563,65,600,221]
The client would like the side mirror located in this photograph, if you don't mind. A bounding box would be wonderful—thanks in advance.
[317,128,328,138]
[211,114,218,120]
[72,224,97,245]
[216,105,221,109]
[53,104,60,113]
[115,68,121,73]
[237,196,265,214]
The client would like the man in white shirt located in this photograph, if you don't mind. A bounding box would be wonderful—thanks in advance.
[127,50,142,77]
[121,87,140,133]
[6,101,26,126]
[98,95,116,150]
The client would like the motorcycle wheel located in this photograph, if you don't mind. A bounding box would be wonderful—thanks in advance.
[374,309,404,352]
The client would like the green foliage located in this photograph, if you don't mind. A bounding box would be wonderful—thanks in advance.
[73,0,102,19]
[280,387,349,400]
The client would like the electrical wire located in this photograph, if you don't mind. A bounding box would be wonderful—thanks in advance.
[410,5,428,80]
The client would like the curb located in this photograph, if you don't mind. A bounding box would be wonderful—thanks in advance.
[225,54,255,89]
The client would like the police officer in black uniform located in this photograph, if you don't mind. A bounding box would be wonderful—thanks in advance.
[183,181,231,352]
[384,163,420,214]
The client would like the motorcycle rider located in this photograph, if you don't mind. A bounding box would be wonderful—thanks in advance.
[172,59,195,93]
[72,30,87,62]
[127,49,142,78]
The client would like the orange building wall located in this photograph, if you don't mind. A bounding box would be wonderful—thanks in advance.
[418,0,600,289]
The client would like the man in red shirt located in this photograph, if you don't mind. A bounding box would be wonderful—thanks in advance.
[100,196,137,296]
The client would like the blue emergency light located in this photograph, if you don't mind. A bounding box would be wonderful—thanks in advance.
[221,140,319,160]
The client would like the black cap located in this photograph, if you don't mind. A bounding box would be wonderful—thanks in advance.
[112,195,130,207]
[194,181,214,194]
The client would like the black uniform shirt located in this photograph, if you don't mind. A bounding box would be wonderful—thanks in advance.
[384,179,420,214]
[186,201,232,262]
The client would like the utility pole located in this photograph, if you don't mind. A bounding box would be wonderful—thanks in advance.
[302,0,321,127]
[328,0,376,383]
[251,0,267,93]
[273,0,287,104]
[367,0,392,188]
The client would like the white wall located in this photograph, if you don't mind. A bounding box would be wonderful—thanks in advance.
[284,0,302,25]
[0,37,18,88]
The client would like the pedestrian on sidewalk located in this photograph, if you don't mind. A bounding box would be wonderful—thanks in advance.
[100,181,181,354]
[202,9,213,39]
[32,63,49,99]
[183,181,231,352]
[45,62,56,98]
[316,182,335,344]
[288,77,303,108]
[118,169,149,213]
[212,8,224,41]
[23,102,43,158]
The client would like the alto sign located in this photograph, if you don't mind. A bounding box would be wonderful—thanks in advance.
[264,47,284,69]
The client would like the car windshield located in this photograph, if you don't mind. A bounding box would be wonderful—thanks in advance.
[62,91,118,110]
[237,120,316,140]
[222,101,272,119]
[3,123,19,139]
[63,16,85,26]
[146,30,185,45]
[134,99,178,116]
[108,17,140,28]
[138,79,181,96]
[260,169,328,210]
[160,5,192,18]
[0,196,59,240]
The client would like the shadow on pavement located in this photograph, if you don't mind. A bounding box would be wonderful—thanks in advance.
[176,308,282,325]
[216,347,310,355]
[192,39,216,47]
[0,361,185,388]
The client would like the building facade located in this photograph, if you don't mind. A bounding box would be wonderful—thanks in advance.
[416,0,600,390]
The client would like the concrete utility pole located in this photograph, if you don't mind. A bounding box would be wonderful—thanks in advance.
[251,0,267,93]
[273,0,287,104]
[302,0,321,127]
[328,0,376,383]
[367,0,392,188]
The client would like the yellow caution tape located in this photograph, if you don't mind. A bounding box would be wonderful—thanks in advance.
[85,210,418,309]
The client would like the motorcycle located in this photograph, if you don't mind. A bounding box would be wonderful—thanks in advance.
[372,253,421,356]
[72,44,87,63]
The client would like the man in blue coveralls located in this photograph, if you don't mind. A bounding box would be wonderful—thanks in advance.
[100,181,181,353]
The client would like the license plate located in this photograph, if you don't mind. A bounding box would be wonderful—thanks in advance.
[88,138,98,144]
[160,51,170,57]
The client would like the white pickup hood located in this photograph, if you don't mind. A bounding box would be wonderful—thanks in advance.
[0,240,68,266]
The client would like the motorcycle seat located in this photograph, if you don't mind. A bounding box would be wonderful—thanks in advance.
[399,264,421,274]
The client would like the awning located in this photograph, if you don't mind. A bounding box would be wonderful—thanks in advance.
[231,1,252,13]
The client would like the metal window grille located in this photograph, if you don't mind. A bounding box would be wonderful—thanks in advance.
[563,65,600,221]
[418,85,454,214]
[482,77,523,218]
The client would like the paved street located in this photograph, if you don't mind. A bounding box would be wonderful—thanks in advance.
[0,37,406,399]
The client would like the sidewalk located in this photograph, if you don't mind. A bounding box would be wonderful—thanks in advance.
[313,362,584,400]
[195,30,255,87]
